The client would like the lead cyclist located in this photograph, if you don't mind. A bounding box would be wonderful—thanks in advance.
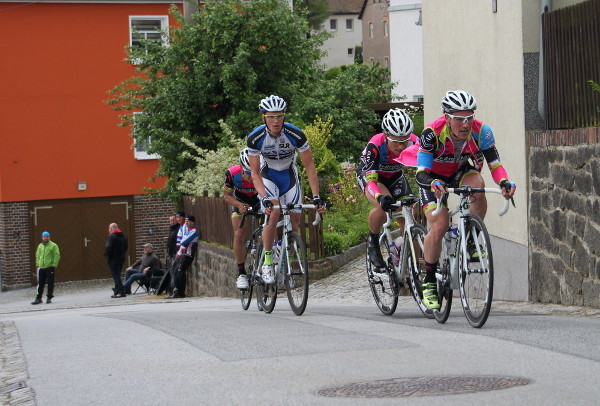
[246,95,325,285]
[416,90,516,310]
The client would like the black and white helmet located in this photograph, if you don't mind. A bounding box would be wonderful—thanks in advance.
[381,108,414,137]
[239,148,251,172]
[441,90,477,113]
[259,95,287,113]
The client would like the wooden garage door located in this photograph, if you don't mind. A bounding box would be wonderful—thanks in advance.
[30,197,134,282]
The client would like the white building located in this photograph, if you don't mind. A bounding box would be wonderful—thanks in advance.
[389,0,423,102]
[317,0,363,69]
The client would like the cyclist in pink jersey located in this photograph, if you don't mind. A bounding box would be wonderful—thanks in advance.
[223,148,260,289]
[416,90,516,309]
[356,108,417,268]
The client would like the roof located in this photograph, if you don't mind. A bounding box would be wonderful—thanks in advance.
[0,0,182,3]
[327,0,364,15]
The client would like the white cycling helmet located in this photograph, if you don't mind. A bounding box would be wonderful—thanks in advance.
[239,148,251,172]
[259,95,287,113]
[381,108,414,137]
[441,90,477,113]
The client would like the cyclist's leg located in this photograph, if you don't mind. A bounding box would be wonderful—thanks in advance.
[260,168,283,283]
[278,166,303,232]
[419,185,448,309]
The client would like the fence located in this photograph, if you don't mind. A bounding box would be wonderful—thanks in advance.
[542,0,600,129]
[183,192,324,260]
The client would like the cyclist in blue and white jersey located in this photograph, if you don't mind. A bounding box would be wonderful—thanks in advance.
[246,95,325,284]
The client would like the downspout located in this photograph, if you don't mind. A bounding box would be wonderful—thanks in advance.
[538,0,552,123]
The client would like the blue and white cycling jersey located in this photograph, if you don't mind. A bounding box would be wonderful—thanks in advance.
[246,123,310,171]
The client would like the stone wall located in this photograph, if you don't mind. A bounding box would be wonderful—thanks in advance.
[529,127,600,307]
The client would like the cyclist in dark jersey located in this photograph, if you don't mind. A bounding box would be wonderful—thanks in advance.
[246,95,324,284]
[223,148,259,290]
[416,90,516,309]
[356,108,417,268]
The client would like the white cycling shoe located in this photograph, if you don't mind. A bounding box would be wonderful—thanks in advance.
[236,274,249,290]
[261,264,275,284]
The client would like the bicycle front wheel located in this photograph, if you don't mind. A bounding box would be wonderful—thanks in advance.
[433,261,452,324]
[405,225,434,319]
[240,237,260,310]
[366,235,398,315]
[284,232,309,316]
[255,235,277,313]
[458,215,493,328]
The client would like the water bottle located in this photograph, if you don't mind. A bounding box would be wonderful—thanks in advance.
[250,241,256,256]
[389,241,400,267]
[445,224,458,256]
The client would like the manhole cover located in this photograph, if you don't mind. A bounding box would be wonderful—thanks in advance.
[317,375,531,398]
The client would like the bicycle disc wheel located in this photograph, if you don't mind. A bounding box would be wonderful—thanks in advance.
[284,232,309,316]
[458,215,493,328]
[405,225,434,319]
[433,261,452,324]
[366,235,398,315]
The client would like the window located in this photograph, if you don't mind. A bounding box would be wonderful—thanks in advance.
[383,19,389,37]
[329,18,337,31]
[369,21,374,38]
[129,16,169,49]
[383,56,389,68]
[133,112,160,160]
[348,48,353,55]
[346,18,353,31]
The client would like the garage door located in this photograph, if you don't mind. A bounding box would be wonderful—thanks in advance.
[30,197,134,282]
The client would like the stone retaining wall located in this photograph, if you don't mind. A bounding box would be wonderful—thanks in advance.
[529,127,600,307]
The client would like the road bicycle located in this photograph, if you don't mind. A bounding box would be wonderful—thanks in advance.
[366,195,433,317]
[431,186,510,328]
[253,203,321,316]
[238,210,265,311]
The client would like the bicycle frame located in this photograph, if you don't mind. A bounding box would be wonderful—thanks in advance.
[380,198,421,284]
[433,187,509,289]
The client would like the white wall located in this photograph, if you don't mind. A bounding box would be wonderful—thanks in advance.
[389,0,423,101]
[319,15,363,69]
[422,0,527,247]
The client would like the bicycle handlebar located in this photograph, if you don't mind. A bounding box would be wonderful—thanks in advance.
[431,187,510,217]
[269,204,322,226]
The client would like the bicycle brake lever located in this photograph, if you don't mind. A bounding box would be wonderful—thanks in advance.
[510,196,516,208]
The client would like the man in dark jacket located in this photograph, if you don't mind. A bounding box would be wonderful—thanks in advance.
[104,222,128,298]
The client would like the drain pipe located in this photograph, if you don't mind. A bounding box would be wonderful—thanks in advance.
[538,0,552,123]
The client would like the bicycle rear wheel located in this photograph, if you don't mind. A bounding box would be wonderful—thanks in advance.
[458,215,493,328]
[284,232,309,316]
[433,260,452,324]
[240,274,254,310]
[405,225,434,319]
[240,236,260,310]
[366,235,398,315]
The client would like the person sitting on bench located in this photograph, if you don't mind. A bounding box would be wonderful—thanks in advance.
[123,243,161,294]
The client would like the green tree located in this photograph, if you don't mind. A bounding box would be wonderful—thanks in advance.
[294,0,330,30]
[108,0,327,198]
[293,63,395,161]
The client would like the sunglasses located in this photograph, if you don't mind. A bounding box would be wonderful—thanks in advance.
[447,113,475,123]
[263,114,285,121]
[386,136,411,144]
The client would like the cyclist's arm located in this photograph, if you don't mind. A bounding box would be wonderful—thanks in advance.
[476,124,510,185]
[415,128,437,188]
[361,144,383,198]
[299,148,320,198]
[248,154,268,199]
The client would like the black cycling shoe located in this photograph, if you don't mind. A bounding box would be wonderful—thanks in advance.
[367,239,386,269]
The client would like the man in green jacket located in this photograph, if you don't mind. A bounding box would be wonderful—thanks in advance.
[32,231,60,305]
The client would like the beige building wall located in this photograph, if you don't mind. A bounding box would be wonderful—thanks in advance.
[422,0,527,247]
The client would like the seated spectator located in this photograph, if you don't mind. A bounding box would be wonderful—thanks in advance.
[123,243,162,294]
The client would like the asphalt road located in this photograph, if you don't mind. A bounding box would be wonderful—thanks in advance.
[3,296,600,406]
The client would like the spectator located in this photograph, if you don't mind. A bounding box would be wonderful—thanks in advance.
[104,223,128,298]
[166,213,181,264]
[168,215,198,298]
[31,231,60,305]
[123,243,162,294]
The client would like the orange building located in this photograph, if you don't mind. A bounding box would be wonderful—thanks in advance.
[0,1,184,289]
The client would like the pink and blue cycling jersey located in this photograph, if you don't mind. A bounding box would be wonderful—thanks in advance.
[223,164,257,198]
[416,116,508,187]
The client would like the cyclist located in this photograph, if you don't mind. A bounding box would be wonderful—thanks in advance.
[246,95,325,284]
[416,90,516,309]
[356,108,417,268]
[223,148,261,290]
